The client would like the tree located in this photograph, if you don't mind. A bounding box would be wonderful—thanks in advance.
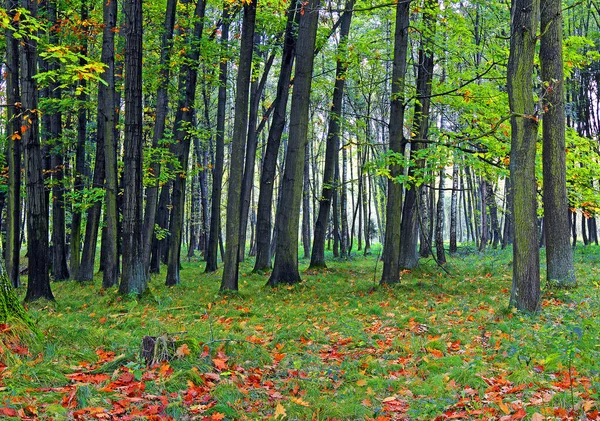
[21,0,53,301]
[119,0,147,295]
[507,0,540,312]
[5,0,22,289]
[540,0,576,288]
[166,0,207,286]
[380,0,411,285]
[310,0,355,269]
[253,0,300,272]
[267,0,321,287]
[220,0,257,291]
[205,3,230,273]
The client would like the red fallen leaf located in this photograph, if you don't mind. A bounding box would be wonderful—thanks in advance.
[98,317,107,324]
[210,413,226,420]
[426,348,444,358]
[159,362,173,377]
[66,373,110,384]
[116,371,135,384]
[511,408,527,419]
[212,358,227,371]
[0,407,18,417]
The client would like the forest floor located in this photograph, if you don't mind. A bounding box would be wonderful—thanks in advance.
[1,244,600,420]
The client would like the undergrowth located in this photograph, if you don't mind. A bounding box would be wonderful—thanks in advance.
[0,244,599,420]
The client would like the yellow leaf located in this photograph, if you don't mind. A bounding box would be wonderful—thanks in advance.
[499,401,510,414]
[382,396,397,403]
[290,397,310,407]
[356,379,367,387]
[274,402,286,419]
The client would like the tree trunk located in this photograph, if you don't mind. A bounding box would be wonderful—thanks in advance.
[340,144,349,258]
[143,0,178,273]
[119,0,147,295]
[487,182,501,249]
[508,0,541,312]
[381,0,411,285]
[449,162,459,253]
[309,0,354,268]
[302,141,312,259]
[253,0,300,272]
[5,0,22,288]
[478,179,488,251]
[502,176,513,249]
[221,0,257,291]
[435,170,446,264]
[205,4,229,272]
[267,0,320,287]
[21,0,53,301]
[100,0,119,288]
[166,0,207,286]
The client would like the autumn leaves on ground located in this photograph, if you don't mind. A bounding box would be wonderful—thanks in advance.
[1,246,599,420]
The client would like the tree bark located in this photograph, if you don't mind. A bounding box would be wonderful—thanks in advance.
[381,0,411,285]
[221,0,257,291]
[449,162,459,253]
[302,141,312,259]
[508,0,541,312]
[540,0,576,285]
[143,0,178,273]
[253,1,300,272]
[21,0,53,301]
[205,3,229,272]
[119,0,147,295]
[309,0,354,268]
[267,0,321,287]
[166,0,207,286]
[5,0,22,288]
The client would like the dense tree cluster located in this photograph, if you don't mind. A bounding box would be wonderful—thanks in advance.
[2,0,599,311]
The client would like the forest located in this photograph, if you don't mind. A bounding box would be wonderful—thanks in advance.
[1,0,600,419]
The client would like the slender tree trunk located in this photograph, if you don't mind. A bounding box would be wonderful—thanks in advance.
[381,0,411,284]
[449,162,459,253]
[478,179,488,251]
[302,141,312,259]
[309,0,354,268]
[22,0,53,301]
[508,0,541,311]
[502,176,513,249]
[205,4,229,272]
[143,0,178,273]
[221,0,257,291]
[5,0,22,288]
[119,0,147,295]
[340,144,349,258]
[435,170,446,264]
[100,0,119,288]
[487,182,501,249]
[253,1,300,272]
[166,0,207,286]
[267,0,320,286]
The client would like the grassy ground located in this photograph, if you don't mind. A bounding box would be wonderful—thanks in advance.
[1,244,599,420]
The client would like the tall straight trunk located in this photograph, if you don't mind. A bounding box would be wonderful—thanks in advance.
[22,0,53,301]
[166,0,207,286]
[151,184,171,273]
[502,176,513,249]
[302,141,312,259]
[101,0,119,288]
[47,0,69,281]
[309,0,354,268]
[143,0,178,273]
[76,0,111,282]
[381,0,411,284]
[487,182,501,248]
[205,3,229,272]
[221,0,257,291]
[462,170,473,243]
[187,171,200,258]
[239,49,275,262]
[435,170,446,264]
[465,166,479,246]
[332,160,340,258]
[340,144,349,258]
[5,0,22,288]
[571,210,577,247]
[449,162,459,253]
[361,145,371,254]
[119,0,147,295]
[478,179,488,251]
[582,213,589,245]
[253,0,300,272]
[508,0,541,312]
[267,0,320,286]
[540,0,575,285]
[199,145,210,255]
[70,1,89,277]
[399,6,435,268]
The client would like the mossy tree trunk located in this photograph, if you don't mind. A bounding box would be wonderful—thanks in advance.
[508,0,541,312]
[540,0,576,287]
[267,0,320,287]
[380,0,411,285]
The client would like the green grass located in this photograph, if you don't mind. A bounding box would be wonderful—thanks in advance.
[1,244,599,420]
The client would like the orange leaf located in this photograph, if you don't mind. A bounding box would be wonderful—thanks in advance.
[274,403,286,419]
[291,397,310,407]
[212,358,227,371]
[176,343,190,358]
[210,413,226,420]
